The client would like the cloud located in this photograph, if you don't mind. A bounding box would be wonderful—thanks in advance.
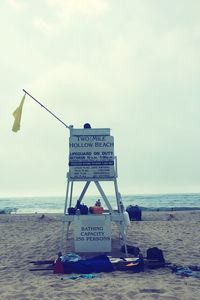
[33,17,58,35]
[1,0,200,196]
[26,61,114,128]
[7,0,28,12]
[31,0,108,35]
[46,0,108,17]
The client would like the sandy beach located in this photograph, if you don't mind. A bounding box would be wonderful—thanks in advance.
[0,211,200,300]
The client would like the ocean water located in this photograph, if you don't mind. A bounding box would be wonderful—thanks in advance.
[0,193,200,214]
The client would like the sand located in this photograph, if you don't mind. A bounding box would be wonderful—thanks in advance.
[0,211,200,300]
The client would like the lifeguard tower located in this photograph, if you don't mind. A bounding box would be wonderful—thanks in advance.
[60,125,128,255]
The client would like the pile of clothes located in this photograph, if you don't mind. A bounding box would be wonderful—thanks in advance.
[29,247,167,274]
[30,253,145,274]
[171,265,200,279]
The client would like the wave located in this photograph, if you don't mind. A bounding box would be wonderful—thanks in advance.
[139,206,200,212]
[0,207,18,214]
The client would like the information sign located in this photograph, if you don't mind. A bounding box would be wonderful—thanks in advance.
[69,128,115,180]
[74,215,111,252]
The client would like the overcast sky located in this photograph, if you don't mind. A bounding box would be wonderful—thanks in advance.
[1,0,200,197]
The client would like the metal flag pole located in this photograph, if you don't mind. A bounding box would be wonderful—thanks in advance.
[22,89,70,129]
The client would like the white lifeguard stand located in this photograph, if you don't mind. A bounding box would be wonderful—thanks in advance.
[59,126,128,256]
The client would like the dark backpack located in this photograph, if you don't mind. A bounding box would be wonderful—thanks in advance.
[68,207,76,215]
[80,204,89,215]
[121,244,140,256]
[146,247,165,263]
[126,205,142,221]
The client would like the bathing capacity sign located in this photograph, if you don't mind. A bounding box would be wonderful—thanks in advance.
[74,215,111,252]
[68,128,115,180]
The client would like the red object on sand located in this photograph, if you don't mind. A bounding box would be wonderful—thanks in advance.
[53,259,64,274]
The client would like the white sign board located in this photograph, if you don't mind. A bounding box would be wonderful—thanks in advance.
[69,128,115,180]
[74,215,111,252]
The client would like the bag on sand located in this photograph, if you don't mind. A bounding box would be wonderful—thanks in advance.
[121,244,140,256]
[146,247,165,263]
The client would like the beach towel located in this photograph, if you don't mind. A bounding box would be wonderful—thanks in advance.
[62,255,114,274]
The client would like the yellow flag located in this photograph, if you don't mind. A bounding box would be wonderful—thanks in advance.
[12,94,26,132]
